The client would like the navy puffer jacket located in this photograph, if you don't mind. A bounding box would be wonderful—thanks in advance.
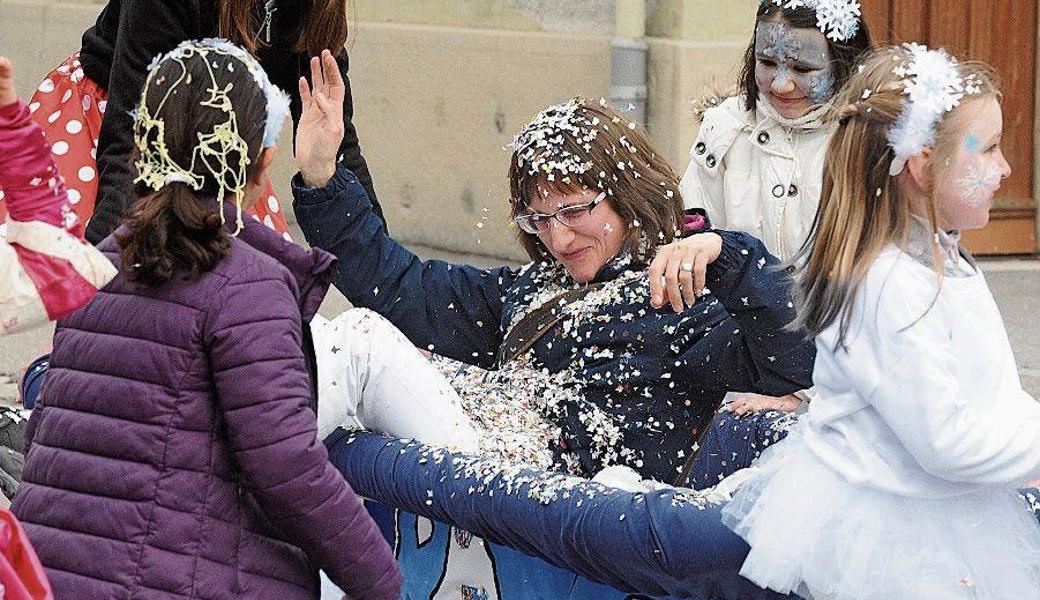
[294,167,815,483]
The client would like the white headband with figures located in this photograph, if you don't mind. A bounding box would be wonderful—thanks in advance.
[887,43,982,177]
[764,0,863,42]
[132,38,291,234]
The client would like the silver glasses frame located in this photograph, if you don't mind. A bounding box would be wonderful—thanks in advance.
[514,191,608,235]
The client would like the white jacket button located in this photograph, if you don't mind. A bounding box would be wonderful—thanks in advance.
[772,184,785,198]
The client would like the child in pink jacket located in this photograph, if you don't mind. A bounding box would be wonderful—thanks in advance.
[0,56,114,334]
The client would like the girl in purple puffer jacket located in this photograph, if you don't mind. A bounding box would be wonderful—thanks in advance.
[10,40,401,600]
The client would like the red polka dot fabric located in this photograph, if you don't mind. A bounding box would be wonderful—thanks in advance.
[0,53,290,241]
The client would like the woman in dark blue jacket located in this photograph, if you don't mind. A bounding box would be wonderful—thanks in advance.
[292,63,814,485]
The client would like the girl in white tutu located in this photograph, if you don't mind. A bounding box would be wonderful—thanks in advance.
[722,44,1040,599]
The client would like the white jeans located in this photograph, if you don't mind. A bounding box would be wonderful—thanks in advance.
[311,308,480,451]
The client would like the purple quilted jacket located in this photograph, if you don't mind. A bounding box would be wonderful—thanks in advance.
[11,212,402,599]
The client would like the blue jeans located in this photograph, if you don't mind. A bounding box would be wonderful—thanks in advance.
[20,354,49,410]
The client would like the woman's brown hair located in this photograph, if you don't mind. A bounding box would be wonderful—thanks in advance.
[117,45,269,286]
[219,0,349,57]
[508,98,684,264]
[792,46,999,344]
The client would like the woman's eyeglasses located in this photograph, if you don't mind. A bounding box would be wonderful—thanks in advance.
[514,192,607,235]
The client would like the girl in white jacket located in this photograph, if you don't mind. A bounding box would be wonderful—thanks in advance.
[654,1,874,415]
[722,44,1040,599]
[680,0,873,261]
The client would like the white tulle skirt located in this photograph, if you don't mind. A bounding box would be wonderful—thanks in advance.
[721,430,1040,599]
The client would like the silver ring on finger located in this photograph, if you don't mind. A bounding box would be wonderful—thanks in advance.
[680,261,694,272]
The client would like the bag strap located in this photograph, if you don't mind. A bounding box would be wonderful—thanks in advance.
[497,284,603,367]
[671,409,717,486]
[497,272,644,366]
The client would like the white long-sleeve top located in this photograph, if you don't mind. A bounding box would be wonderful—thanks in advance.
[803,245,1040,498]
[680,96,835,262]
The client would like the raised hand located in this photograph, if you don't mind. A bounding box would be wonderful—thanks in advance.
[296,49,345,188]
[0,57,17,107]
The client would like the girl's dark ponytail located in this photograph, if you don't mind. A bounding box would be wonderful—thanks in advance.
[116,183,230,286]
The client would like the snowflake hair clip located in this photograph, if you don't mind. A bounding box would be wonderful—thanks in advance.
[764,0,863,42]
[886,43,980,177]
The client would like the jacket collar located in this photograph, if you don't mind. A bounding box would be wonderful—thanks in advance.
[106,200,335,320]
[218,201,335,319]
[755,95,831,132]
[904,216,975,277]
[590,250,643,284]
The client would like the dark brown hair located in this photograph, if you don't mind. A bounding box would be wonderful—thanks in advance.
[117,45,268,286]
[739,2,874,112]
[219,0,349,57]
[508,98,684,264]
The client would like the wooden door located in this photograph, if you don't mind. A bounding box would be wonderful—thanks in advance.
[862,0,1038,254]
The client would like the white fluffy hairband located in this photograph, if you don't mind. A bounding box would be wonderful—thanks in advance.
[887,43,982,176]
[764,0,863,42]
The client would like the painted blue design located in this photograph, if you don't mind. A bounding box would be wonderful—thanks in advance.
[391,508,636,599]
[491,541,599,598]
[396,511,452,599]
[761,23,801,62]
[461,585,490,600]
[964,132,983,154]
[808,71,836,104]
[774,65,795,90]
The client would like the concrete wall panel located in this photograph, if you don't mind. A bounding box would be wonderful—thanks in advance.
[0,0,750,260]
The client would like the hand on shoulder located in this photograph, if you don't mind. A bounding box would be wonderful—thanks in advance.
[648,232,722,312]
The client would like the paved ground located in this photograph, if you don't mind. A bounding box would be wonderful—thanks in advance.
[2,247,1039,402]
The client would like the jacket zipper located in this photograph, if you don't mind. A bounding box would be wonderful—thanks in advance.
[258,0,277,43]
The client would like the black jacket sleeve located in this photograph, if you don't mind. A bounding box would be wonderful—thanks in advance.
[84,0,198,244]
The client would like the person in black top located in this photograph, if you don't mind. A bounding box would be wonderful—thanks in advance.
[17,0,384,244]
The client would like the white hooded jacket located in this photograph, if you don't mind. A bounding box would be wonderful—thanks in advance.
[680,95,835,262]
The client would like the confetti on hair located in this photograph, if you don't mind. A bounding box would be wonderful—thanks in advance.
[510,99,597,181]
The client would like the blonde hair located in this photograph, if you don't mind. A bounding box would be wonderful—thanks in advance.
[793,45,999,343]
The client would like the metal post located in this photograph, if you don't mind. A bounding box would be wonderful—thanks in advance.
[612,0,648,124]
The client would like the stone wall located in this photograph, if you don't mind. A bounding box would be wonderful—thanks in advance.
[0,0,755,259]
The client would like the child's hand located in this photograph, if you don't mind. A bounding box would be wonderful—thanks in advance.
[296,49,345,189]
[722,393,801,417]
[0,57,17,107]
[648,232,723,312]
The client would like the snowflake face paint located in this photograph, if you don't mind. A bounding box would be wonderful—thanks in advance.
[935,96,1010,230]
[956,165,1002,209]
[755,21,835,118]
